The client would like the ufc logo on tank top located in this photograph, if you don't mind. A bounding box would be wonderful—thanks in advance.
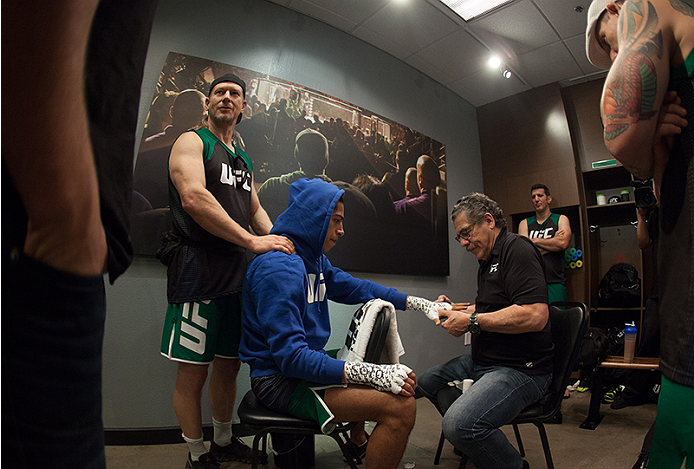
[220,162,251,192]
[529,227,555,239]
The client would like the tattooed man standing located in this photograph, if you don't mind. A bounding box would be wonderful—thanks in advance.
[586,1,694,466]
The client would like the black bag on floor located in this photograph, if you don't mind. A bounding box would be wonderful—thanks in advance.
[577,327,611,390]
[597,263,641,307]
[579,327,610,371]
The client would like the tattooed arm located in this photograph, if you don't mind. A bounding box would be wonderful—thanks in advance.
[600,0,674,179]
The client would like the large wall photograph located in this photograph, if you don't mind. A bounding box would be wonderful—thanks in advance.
[132,51,449,276]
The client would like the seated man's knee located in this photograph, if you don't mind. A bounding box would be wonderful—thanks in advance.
[442,408,476,444]
[416,369,439,400]
[386,395,416,431]
[402,396,417,429]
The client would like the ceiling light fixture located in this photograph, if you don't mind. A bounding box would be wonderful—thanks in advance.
[488,56,501,68]
[503,69,512,79]
[439,0,514,21]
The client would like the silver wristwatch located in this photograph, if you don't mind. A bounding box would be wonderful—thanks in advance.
[468,311,481,334]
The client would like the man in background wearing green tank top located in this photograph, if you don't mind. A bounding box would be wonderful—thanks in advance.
[518,184,572,305]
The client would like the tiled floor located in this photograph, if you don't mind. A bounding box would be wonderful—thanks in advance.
[106,390,656,469]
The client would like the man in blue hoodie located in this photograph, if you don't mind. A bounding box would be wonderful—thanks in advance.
[241,178,447,469]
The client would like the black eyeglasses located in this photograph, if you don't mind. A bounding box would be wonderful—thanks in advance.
[455,223,476,243]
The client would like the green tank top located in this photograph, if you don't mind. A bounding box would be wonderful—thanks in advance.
[166,127,254,303]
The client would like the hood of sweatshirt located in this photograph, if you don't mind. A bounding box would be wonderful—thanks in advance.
[270,178,344,266]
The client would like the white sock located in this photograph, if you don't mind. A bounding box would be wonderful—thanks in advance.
[183,433,207,461]
[213,418,232,447]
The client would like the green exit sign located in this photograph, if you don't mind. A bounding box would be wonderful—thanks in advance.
[592,159,617,169]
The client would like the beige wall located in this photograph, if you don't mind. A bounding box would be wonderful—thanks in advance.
[477,82,580,220]
[476,81,597,304]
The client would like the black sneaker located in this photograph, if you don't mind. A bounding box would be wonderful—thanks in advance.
[185,453,220,469]
[347,438,368,462]
[611,395,631,409]
[210,436,253,464]
[344,432,369,464]
[602,385,624,404]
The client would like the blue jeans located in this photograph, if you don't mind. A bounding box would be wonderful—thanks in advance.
[419,354,552,469]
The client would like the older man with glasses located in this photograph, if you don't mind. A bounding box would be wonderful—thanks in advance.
[418,192,553,469]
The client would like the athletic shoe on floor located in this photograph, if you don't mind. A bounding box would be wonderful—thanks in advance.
[610,394,636,409]
[344,432,370,464]
[601,385,624,404]
[185,453,220,469]
[210,436,253,464]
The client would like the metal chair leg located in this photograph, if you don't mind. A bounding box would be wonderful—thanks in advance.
[535,422,555,469]
[513,423,526,457]
[434,431,446,465]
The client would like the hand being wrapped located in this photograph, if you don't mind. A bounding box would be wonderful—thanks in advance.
[407,295,452,322]
[344,362,413,395]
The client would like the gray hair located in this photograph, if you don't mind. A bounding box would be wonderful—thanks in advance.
[451,192,506,229]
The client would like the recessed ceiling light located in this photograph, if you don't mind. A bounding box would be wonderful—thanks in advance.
[488,56,501,68]
[439,0,514,21]
[503,69,512,79]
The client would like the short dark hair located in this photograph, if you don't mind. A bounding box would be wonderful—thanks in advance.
[451,192,506,229]
[531,184,550,196]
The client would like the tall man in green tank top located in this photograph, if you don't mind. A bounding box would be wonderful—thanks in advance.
[518,184,572,304]
[160,73,295,469]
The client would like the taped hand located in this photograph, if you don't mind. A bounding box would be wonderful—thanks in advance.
[407,295,452,321]
[344,362,413,394]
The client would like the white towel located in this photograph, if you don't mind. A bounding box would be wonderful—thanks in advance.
[338,298,405,364]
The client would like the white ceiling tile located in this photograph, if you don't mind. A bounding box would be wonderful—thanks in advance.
[467,0,559,56]
[449,67,530,107]
[415,29,490,81]
[289,0,391,27]
[514,42,583,87]
[286,0,359,32]
[564,34,606,75]
[275,0,610,106]
[360,1,460,54]
[533,0,590,38]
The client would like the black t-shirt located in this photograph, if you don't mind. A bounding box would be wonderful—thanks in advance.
[473,228,554,375]
[86,0,158,283]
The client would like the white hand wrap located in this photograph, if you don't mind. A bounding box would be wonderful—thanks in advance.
[406,296,452,321]
[344,362,412,394]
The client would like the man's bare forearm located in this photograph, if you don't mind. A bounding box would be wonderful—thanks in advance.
[601,0,667,179]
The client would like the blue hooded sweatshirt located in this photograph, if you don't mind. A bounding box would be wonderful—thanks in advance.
[239,178,407,385]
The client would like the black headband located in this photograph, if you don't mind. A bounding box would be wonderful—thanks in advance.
[208,73,246,98]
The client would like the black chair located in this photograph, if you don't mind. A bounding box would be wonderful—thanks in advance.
[237,305,392,469]
[433,302,589,469]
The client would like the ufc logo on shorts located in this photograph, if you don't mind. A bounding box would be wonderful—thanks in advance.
[180,302,209,354]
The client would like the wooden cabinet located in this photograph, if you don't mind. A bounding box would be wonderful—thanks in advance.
[581,166,647,340]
